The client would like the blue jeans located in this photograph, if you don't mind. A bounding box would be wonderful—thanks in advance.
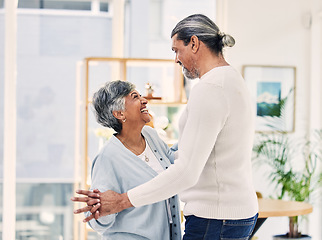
[183,214,258,240]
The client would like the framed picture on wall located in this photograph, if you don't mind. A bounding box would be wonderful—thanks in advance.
[242,65,296,132]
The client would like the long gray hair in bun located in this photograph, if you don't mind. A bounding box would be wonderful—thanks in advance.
[221,33,235,48]
[171,14,235,55]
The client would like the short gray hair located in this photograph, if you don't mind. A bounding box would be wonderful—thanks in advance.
[171,14,235,55]
[92,80,136,133]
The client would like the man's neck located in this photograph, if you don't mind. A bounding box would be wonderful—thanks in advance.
[197,50,229,78]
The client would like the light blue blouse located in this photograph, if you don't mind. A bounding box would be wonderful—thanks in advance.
[86,126,182,240]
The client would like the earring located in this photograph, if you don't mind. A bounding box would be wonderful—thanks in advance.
[122,118,126,123]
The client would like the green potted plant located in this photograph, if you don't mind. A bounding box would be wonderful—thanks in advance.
[253,129,322,239]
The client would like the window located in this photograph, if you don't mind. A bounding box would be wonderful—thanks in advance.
[149,0,162,39]
[1,1,217,239]
[0,4,112,239]
[16,0,109,12]
[0,10,3,236]
[15,183,74,239]
[100,1,108,12]
[19,0,91,10]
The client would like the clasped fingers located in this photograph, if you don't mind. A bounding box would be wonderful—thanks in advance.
[75,189,100,198]
[73,202,101,214]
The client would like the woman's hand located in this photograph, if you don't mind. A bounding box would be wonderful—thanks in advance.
[71,189,101,221]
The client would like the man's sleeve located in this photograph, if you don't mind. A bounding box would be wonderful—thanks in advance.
[128,83,229,207]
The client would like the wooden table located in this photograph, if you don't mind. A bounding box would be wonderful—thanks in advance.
[258,198,313,218]
[251,198,313,237]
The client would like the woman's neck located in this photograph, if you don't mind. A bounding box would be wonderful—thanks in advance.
[116,127,146,156]
[117,127,144,147]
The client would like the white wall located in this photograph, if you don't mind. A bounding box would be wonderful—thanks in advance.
[222,0,322,239]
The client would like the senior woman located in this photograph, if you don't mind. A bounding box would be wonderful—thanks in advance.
[72,80,181,240]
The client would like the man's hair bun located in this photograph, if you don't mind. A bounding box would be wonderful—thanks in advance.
[221,34,235,48]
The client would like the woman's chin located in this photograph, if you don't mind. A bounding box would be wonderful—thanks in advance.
[143,116,152,124]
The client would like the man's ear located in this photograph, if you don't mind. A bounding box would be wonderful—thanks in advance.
[112,110,125,122]
[190,35,200,53]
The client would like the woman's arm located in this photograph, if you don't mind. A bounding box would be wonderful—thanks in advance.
[78,154,120,232]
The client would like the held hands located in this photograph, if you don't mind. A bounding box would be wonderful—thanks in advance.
[71,189,101,222]
[71,189,133,223]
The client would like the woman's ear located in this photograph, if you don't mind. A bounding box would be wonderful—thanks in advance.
[112,110,125,122]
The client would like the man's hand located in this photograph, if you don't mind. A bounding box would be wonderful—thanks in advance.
[97,190,133,217]
[71,189,133,223]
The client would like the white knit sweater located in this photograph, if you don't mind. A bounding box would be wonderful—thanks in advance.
[128,66,258,219]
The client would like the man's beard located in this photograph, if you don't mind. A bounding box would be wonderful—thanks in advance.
[182,66,199,80]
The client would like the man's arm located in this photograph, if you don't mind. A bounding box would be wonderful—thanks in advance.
[128,84,229,207]
[73,84,228,221]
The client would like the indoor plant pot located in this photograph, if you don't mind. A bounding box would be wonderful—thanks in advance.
[273,234,311,240]
[253,130,322,238]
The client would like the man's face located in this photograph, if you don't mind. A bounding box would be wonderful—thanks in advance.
[171,34,199,80]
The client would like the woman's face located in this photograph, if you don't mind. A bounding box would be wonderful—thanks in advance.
[123,90,151,125]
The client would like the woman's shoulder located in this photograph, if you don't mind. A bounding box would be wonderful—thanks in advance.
[93,137,120,164]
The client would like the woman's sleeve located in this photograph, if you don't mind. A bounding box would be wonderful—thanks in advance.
[170,143,179,162]
[144,126,177,163]
[86,153,119,234]
[161,137,176,164]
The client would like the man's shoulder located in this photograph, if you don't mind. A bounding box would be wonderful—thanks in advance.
[201,65,242,87]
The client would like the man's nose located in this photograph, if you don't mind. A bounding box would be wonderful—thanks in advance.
[175,58,182,66]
